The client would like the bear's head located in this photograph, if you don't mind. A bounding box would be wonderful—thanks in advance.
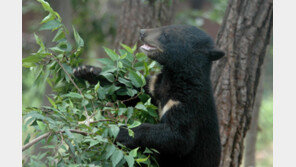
[139,25,224,70]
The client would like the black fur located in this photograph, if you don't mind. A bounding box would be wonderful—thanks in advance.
[74,25,224,167]
[117,25,223,167]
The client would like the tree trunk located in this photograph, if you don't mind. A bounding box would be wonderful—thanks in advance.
[50,0,73,43]
[243,66,264,167]
[211,0,273,166]
[114,0,176,48]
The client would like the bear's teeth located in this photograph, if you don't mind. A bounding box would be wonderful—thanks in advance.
[141,44,156,51]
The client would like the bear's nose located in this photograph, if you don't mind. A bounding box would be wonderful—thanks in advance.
[139,29,147,40]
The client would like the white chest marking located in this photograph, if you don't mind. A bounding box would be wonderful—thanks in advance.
[159,99,180,118]
[149,75,157,96]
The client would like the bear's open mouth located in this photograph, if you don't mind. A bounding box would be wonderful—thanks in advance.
[140,43,157,51]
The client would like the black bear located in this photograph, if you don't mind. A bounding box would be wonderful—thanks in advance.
[74,25,224,167]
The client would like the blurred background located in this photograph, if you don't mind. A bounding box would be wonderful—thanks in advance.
[22,0,273,166]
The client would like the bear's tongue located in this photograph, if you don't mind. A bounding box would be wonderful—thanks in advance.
[140,44,156,51]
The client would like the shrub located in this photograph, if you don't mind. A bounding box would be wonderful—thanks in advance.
[22,0,160,166]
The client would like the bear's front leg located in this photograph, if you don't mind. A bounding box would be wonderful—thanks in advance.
[73,65,101,84]
[115,123,194,156]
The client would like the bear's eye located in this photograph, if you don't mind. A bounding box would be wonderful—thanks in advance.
[163,33,168,39]
[159,32,168,42]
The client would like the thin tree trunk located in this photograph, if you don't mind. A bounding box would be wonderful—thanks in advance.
[244,66,264,167]
[114,0,176,48]
[211,0,273,166]
[50,0,73,43]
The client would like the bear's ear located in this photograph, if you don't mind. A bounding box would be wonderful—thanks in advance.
[208,49,225,61]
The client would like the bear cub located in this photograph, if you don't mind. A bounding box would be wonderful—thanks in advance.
[74,25,224,167]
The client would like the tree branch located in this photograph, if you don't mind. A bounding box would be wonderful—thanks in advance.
[22,129,88,152]
[22,132,51,152]
[89,119,117,124]
[120,92,143,103]
[50,55,91,125]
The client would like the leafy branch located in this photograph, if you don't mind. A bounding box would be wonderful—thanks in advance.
[22,129,88,152]
[22,0,160,166]
[50,54,91,125]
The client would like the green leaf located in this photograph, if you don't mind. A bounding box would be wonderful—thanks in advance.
[62,92,83,99]
[150,148,160,154]
[95,82,100,91]
[53,42,72,52]
[81,99,89,106]
[65,139,76,157]
[118,61,123,68]
[88,136,107,148]
[136,52,147,62]
[102,66,117,73]
[61,63,72,74]
[105,84,120,95]
[65,129,74,139]
[47,96,57,108]
[22,53,47,64]
[41,13,54,24]
[135,103,148,111]
[97,86,107,100]
[24,111,47,122]
[132,44,137,52]
[109,125,120,138]
[37,0,51,11]
[119,49,134,62]
[129,121,141,128]
[34,33,45,50]
[97,58,114,66]
[111,149,124,167]
[100,72,114,82]
[118,77,133,87]
[49,46,64,53]
[120,43,133,53]
[84,93,93,99]
[143,148,153,154]
[52,28,65,42]
[103,47,119,61]
[148,61,158,69]
[120,53,127,59]
[136,156,149,163]
[128,129,134,137]
[24,134,31,145]
[105,144,116,159]
[39,20,61,31]
[118,108,128,115]
[127,107,134,119]
[73,26,84,48]
[128,70,143,88]
[127,88,138,97]
[129,147,139,157]
[144,62,150,76]
[124,155,135,167]
[37,121,46,132]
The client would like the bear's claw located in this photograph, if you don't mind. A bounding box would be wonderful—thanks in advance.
[73,65,102,84]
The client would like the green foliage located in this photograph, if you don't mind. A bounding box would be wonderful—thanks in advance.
[23,1,160,166]
[256,96,273,167]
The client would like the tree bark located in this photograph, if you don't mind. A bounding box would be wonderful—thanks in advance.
[211,0,273,166]
[114,0,176,48]
[243,65,264,167]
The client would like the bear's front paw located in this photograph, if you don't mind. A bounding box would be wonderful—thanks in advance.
[73,65,101,84]
[115,127,137,149]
